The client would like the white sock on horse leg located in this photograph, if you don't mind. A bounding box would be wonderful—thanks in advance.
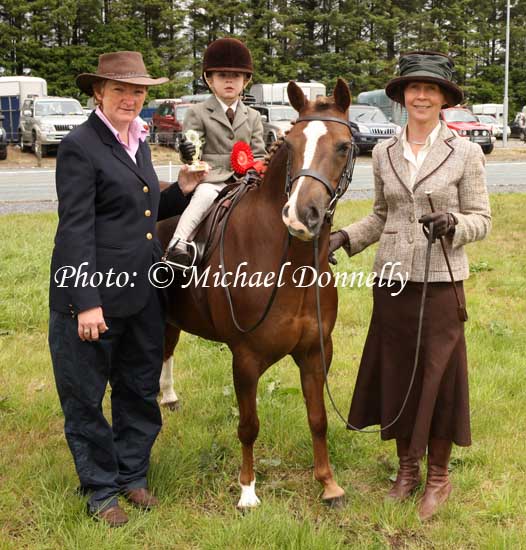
[160,356,179,406]
[237,477,261,508]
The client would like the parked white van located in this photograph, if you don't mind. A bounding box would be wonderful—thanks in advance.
[249,82,326,105]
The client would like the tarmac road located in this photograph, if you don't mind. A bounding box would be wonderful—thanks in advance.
[0,161,525,214]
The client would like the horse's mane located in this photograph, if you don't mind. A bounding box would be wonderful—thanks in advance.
[262,121,295,169]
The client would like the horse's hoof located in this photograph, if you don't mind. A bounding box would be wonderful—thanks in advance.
[236,502,260,514]
[322,495,345,509]
[237,479,261,509]
[161,400,180,411]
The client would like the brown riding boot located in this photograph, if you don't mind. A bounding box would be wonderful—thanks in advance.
[418,438,453,521]
[387,439,421,501]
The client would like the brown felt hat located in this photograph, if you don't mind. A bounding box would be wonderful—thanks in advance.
[202,38,253,75]
[385,50,463,107]
[76,51,169,96]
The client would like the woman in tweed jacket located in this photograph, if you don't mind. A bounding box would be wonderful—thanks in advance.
[330,51,491,520]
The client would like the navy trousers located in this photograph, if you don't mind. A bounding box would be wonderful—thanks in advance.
[49,288,165,513]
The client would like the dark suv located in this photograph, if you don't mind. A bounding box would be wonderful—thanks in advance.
[0,114,7,160]
[348,104,401,154]
[151,102,192,148]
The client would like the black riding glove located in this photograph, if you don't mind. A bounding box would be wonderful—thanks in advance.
[419,212,457,242]
[328,230,349,265]
[179,135,196,164]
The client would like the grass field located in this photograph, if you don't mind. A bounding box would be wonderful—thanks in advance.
[1,195,525,549]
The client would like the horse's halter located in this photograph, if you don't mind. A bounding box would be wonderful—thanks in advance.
[284,115,357,224]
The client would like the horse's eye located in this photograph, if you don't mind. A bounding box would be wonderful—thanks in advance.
[337,141,352,154]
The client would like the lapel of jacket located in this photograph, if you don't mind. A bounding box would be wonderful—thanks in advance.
[88,112,152,187]
[232,101,248,131]
[413,122,456,192]
[206,96,232,130]
[386,136,413,196]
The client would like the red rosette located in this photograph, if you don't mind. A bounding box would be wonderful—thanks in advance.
[231,141,255,175]
[252,160,266,174]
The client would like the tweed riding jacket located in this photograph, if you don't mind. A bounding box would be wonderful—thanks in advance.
[342,122,491,282]
[183,95,266,183]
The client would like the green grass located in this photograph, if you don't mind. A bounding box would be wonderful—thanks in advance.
[1,195,525,549]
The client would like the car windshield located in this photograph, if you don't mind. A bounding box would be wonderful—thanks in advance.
[35,101,84,116]
[349,107,389,124]
[478,115,497,124]
[443,109,477,123]
[269,107,297,121]
[175,106,189,121]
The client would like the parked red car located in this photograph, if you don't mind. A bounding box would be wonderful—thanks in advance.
[151,102,192,149]
[440,107,493,154]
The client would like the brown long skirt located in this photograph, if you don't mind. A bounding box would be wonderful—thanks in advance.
[347,280,471,458]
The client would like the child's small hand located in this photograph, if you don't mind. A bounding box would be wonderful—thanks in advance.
[179,135,196,164]
[178,163,209,195]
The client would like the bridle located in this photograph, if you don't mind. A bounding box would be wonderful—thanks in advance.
[219,112,356,333]
[285,115,357,224]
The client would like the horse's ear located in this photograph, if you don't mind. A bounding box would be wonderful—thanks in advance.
[333,78,351,113]
[287,81,306,112]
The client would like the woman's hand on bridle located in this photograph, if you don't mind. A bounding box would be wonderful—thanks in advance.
[78,306,108,341]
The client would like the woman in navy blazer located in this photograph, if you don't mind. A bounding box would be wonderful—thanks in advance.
[48,51,207,526]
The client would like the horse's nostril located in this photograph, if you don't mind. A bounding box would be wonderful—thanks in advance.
[306,206,320,229]
[283,205,290,218]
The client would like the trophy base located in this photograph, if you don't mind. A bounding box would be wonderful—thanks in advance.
[188,161,209,173]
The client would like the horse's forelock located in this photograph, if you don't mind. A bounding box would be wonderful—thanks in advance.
[313,97,333,110]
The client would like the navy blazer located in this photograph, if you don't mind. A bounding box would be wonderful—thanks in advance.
[50,112,189,318]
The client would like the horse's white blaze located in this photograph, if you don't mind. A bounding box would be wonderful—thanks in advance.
[159,356,179,406]
[282,121,327,236]
[237,478,261,508]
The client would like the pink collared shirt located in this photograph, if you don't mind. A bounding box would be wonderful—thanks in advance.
[95,107,148,164]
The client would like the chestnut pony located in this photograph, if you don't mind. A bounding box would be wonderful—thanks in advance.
[157,79,353,508]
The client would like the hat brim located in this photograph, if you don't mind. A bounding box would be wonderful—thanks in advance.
[76,73,169,96]
[203,66,253,75]
[385,74,463,107]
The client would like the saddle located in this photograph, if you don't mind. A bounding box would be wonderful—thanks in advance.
[189,176,258,267]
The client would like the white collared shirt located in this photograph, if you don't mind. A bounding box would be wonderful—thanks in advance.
[216,97,239,115]
[401,122,441,189]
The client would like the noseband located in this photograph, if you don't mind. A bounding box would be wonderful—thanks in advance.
[284,115,357,223]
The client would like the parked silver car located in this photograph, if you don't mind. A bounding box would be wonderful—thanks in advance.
[251,104,297,149]
[474,114,510,139]
[19,96,87,156]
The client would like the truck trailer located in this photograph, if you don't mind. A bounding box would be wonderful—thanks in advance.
[472,104,505,124]
[249,82,326,105]
[0,76,47,142]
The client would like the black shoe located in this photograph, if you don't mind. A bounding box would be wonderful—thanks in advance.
[164,246,192,269]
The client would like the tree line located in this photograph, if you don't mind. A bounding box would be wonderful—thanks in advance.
[1,0,525,115]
